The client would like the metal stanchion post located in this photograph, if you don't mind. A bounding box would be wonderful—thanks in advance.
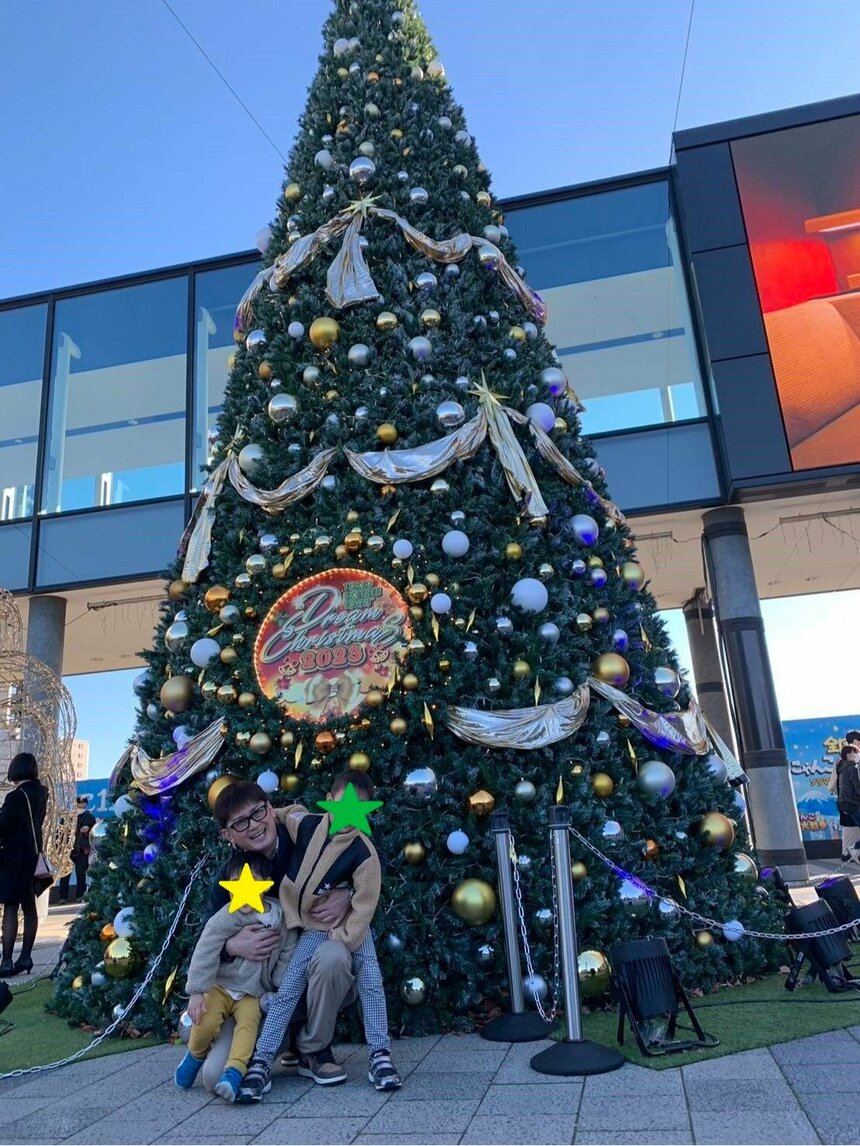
[531,805,624,1075]
[481,812,552,1042]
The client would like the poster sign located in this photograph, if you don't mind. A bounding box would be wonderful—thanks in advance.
[254,569,411,724]
[784,715,860,842]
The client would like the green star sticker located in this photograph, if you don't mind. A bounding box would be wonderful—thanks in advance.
[318,783,384,835]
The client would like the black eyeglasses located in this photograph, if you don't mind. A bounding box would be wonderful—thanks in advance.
[227,804,268,834]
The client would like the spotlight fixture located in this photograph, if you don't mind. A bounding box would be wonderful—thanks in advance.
[784,900,860,993]
[0,980,13,1036]
[610,938,717,1057]
[816,876,860,943]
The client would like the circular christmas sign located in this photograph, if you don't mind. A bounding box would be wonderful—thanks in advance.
[254,569,412,723]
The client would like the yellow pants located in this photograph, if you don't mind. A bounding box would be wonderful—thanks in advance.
[188,986,261,1075]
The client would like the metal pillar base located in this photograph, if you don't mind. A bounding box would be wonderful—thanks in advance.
[531,1038,625,1076]
[480,1011,553,1043]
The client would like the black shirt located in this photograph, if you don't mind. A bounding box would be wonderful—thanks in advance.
[204,821,294,921]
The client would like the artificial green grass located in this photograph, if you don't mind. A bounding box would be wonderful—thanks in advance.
[574,967,860,1069]
[0,980,162,1073]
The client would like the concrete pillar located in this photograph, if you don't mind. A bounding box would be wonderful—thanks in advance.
[23,595,67,757]
[682,588,737,755]
[702,507,807,881]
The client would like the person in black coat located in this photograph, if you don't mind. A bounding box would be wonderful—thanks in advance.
[0,752,49,976]
[58,796,96,903]
[836,743,860,864]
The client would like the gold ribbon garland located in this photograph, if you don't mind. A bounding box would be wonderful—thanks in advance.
[130,718,229,796]
[474,379,549,521]
[446,685,590,750]
[588,677,710,756]
[344,413,487,483]
[702,714,747,783]
[235,201,546,330]
[521,415,626,526]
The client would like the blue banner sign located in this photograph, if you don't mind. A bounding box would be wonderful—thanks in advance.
[784,715,860,842]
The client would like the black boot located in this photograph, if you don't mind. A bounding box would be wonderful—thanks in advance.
[0,960,19,978]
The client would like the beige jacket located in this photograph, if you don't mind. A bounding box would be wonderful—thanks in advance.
[185,897,297,996]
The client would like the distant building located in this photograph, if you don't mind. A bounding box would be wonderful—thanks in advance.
[69,739,89,781]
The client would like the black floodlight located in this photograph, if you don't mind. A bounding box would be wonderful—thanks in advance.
[0,980,13,1036]
[816,876,860,943]
[610,937,718,1057]
[784,900,860,993]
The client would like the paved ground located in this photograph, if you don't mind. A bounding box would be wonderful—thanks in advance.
[2,1027,860,1145]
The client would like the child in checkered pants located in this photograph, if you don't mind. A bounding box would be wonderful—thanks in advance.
[238,771,401,1101]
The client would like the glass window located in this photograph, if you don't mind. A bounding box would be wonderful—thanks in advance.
[42,277,188,513]
[506,182,706,436]
[0,304,47,521]
[192,261,258,488]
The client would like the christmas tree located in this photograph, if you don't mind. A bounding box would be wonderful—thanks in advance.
[52,0,781,1038]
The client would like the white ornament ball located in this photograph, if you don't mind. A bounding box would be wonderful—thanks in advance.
[172,724,191,748]
[190,637,221,668]
[112,795,134,817]
[333,37,350,56]
[393,539,414,560]
[446,830,469,855]
[255,226,271,254]
[523,973,548,1005]
[257,770,279,794]
[510,578,548,614]
[314,149,334,170]
[113,907,137,938]
[431,592,452,615]
[526,403,556,433]
[287,321,305,340]
[706,754,729,785]
[637,759,676,798]
[442,530,470,558]
[722,920,745,942]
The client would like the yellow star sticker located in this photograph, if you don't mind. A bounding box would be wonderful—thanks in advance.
[218,863,274,913]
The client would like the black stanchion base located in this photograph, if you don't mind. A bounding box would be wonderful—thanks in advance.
[480,1012,553,1043]
[530,1038,625,1076]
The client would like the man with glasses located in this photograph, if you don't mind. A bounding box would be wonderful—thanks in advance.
[199,780,355,1086]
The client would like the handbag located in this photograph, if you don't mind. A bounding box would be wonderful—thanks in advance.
[23,788,55,896]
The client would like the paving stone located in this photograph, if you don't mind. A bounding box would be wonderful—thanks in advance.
[848,1025,860,1043]
[60,1127,164,1145]
[574,1135,693,1145]
[388,1070,495,1102]
[576,1093,691,1132]
[682,1048,785,1082]
[414,1047,508,1074]
[461,1115,575,1144]
[690,1110,820,1144]
[362,1098,481,1135]
[771,1030,860,1065]
[779,1062,860,1092]
[493,1041,582,1086]
[353,1136,461,1145]
[0,1103,116,1140]
[153,1137,256,1145]
[476,1082,580,1117]
[165,1100,293,1136]
[0,1097,56,1126]
[250,1116,370,1143]
[584,1063,684,1096]
[796,1093,860,1143]
[684,1078,802,1112]
[286,1083,389,1117]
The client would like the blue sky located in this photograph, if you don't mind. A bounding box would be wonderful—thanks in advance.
[5,0,860,773]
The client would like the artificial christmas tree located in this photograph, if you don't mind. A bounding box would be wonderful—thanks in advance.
[52,0,781,1038]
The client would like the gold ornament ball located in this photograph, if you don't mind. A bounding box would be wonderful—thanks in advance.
[571,861,588,881]
[509,325,526,342]
[309,317,340,350]
[438,658,451,673]
[505,542,523,561]
[451,879,497,926]
[407,583,429,604]
[476,190,491,207]
[220,646,238,665]
[314,731,337,755]
[168,579,188,602]
[366,689,384,708]
[591,772,614,798]
[104,937,136,979]
[325,388,340,401]
[555,417,568,432]
[216,684,237,705]
[409,606,425,622]
[238,691,257,709]
[390,717,408,735]
[402,673,419,691]
[249,732,272,755]
[403,841,426,865]
[279,730,295,748]
[204,585,230,613]
[284,182,302,201]
[366,534,385,553]
[421,308,441,328]
[344,531,363,554]
[235,573,252,589]
[578,950,612,998]
[367,70,380,82]
[592,607,611,625]
[160,675,193,714]
[99,923,118,943]
[588,555,604,569]
[335,545,348,560]
[376,311,398,331]
[696,812,735,850]
[207,773,240,811]
[468,789,495,818]
[349,751,371,772]
[201,680,218,701]
[376,422,398,445]
[620,561,646,590]
[576,613,593,632]
[733,852,758,884]
[512,659,531,680]
[245,554,266,576]
[695,930,714,949]
[281,773,302,793]
[258,361,273,381]
[591,653,630,688]
[235,731,251,747]
[425,572,440,587]
[407,638,426,657]
[71,975,86,990]
[642,838,660,861]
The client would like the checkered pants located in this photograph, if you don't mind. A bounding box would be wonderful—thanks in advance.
[254,930,391,1066]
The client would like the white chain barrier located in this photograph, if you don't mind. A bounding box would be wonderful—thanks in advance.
[510,834,561,1022]
[566,823,860,943]
[0,855,209,1081]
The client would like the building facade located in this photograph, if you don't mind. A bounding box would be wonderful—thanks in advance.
[2,95,860,869]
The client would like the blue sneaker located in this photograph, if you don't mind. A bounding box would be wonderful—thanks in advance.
[174,1051,204,1090]
[214,1066,243,1103]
